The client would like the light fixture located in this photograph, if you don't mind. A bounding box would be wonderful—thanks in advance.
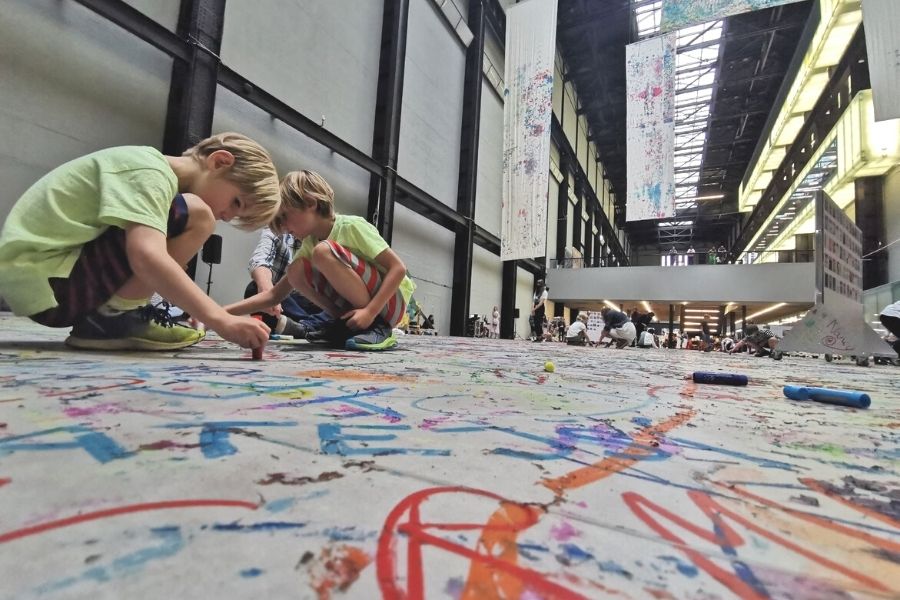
[746,303,787,321]
[642,301,652,312]
[696,194,725,201]
[603,300,620,311]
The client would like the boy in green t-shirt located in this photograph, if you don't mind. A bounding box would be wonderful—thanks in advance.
[0,132,278,351]
[226,170,415,351]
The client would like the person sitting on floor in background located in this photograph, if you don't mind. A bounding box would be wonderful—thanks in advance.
[720,335,735,353]
[422,314,435,331]
[879,300,900,357]
[637,326,659,348]
[245,228,332,338]
[565,313,589,345]
[0,132,278,351]
[226,170,415,351]
[730,324,778,357]
[600,306,636,349]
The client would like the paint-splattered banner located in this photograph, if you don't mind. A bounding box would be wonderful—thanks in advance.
[661,0,807,33]
[626,34,676,222]
[500,0,558,261]
[862,0,900,122]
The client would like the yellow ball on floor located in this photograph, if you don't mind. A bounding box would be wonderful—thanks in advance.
[544,361,555,373]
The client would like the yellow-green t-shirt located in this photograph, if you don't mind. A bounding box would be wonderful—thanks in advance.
[0,146,178,316]
[295,214,416,304]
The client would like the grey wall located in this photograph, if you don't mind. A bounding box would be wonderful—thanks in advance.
[885,166,900,283]
[0,0,519,336]
[391,205,455,334]
[1,0,172,227]
[207,0,384,304]
[547,263,817,304]
[397,0,465,205]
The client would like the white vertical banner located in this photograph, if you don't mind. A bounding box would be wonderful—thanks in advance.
[626,34,676,222]
[661,0,806,33]
[501,0,558,261]
[862,0,900,122]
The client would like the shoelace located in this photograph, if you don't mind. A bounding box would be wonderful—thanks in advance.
[140,303,176,328]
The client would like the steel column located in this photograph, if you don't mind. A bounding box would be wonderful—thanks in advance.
[450,0,486,337]
[367,0,410,243]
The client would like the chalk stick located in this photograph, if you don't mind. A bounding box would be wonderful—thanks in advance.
[251,315,266,361]
[692,372,748,386]
[783,385,870,409]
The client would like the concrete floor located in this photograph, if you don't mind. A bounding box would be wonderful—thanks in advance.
[0,313,898,599]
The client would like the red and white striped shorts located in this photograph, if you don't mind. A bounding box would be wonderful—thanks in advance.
[299,240,406,327]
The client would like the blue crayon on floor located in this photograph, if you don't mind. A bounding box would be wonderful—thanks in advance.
[783,385,871,409]
[692,372,748,386]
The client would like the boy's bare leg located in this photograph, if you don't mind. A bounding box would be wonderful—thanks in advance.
[310,242,370,309]
[114,193,214,301]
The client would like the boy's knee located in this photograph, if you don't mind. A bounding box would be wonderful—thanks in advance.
[310,241,336,267]
[182,193,215,236]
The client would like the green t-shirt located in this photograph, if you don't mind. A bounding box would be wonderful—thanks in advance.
[295,214,416,304]
[0,146,178,316]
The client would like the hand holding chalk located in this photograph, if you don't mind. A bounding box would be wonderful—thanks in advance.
[783,385,870,409]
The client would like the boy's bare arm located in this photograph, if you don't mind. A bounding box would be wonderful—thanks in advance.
[226,277,292,316]
[125,225,269,348]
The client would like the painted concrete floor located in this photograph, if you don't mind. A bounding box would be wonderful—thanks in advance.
[0,313,898,599]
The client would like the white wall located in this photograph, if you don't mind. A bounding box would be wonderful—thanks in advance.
[885,166,900,283]
[475,82,504,236]
[391,205,455,334]
[471,245,502,320]
[397,0,466,205]
[547,263,817,304]
[516,268,537,340]
[0,0,172,226]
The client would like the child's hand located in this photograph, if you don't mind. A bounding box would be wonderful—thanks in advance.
[215,314,271,348]
[343,307,376,331]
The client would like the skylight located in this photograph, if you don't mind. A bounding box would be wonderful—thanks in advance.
[632,2,725,214]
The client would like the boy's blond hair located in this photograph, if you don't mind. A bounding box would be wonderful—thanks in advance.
[578,313,588,322]
[273,170,335,233]
[184,132,280,231]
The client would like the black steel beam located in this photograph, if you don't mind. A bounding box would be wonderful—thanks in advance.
[163,0,225,154]
[367,0,410,244]
[500,260,517,339]
[162,0,225,278]
[450,0,486,337]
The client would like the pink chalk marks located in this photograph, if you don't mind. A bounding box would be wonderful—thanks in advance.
[550,520,581,542]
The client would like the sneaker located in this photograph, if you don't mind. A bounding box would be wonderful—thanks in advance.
[306,318,353,347]
[66,305,205,351]
[345,317,397,352]
[277,315,310,339]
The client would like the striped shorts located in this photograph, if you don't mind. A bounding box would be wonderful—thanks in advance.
[299,240,406,327]
[31,194,190,327]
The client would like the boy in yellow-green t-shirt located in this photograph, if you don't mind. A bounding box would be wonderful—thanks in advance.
[226,170,415,351]
[0,133,278,351]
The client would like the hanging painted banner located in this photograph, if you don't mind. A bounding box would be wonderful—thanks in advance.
[626,34,676,222]
[661,0,806,33]
[862,0,900,122]
[500,0,558,261]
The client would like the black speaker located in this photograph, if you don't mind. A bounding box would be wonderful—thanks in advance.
[201,234,222,264]
[513,308,520,319]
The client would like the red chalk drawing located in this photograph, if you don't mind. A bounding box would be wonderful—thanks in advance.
[0,499,258,545]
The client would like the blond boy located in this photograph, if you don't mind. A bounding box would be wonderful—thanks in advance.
[227,170,415,351]
[0,132,277,351]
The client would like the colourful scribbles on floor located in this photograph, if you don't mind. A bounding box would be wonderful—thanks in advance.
[0,314,898,598]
